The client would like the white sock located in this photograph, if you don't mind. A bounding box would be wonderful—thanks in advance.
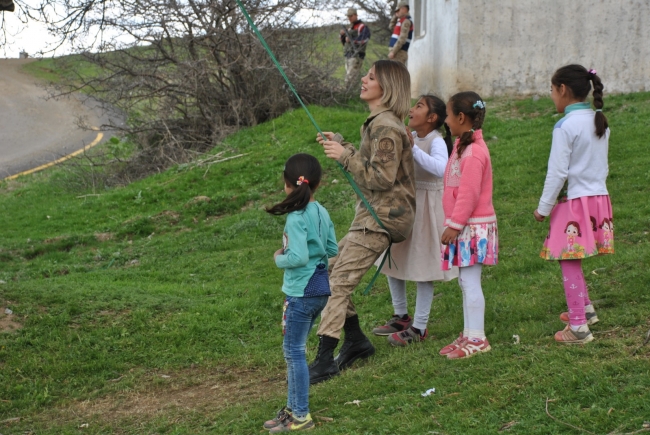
[570,324,589,332]
[461,283,469,337]
[585,304,595,313]
[459,265,485,340]
[413,281,434,331]
[387,276,408,317]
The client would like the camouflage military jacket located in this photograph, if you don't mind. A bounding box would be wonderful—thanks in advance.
[333,106,416,243]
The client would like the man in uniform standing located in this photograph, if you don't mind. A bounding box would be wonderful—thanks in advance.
[388,1,413,65]
[341,7,371,87]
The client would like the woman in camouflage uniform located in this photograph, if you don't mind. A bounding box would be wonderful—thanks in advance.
[310,60,416,384]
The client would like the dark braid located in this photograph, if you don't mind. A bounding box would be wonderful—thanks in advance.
[448,91,486,158]
[552,64,609,138]
[590,72,608,138]
[419,94,453,156]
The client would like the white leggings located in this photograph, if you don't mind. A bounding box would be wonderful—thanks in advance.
[387,276,434,331]
[458,264,485,339]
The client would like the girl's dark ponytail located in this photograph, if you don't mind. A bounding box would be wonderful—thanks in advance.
[266,181,312,216]
[590,71,608,138]
[442,123,453,157]
[448,91,486,158]
[266,153,322,216]
[419,94,453,156]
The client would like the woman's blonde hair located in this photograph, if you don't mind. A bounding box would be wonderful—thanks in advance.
[374,60,411,121]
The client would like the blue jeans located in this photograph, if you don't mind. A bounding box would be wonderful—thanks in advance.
[283,295,328,418]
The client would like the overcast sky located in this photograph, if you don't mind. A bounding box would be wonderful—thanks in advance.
[1,6,354,59]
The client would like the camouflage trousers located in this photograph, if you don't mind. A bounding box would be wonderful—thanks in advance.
[344,56,364,87]
[317,230,390,339]
[391,50,408,65]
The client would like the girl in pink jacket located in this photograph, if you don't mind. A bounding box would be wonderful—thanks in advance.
[439,91,498,359]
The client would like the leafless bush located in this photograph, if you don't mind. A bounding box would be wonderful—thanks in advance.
[15,0,348,185]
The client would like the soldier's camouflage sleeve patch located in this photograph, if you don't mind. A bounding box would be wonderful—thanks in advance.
[375,137,396,163]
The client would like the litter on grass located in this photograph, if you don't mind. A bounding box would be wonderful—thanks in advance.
[421,388,436,397]
[512,335,520,345]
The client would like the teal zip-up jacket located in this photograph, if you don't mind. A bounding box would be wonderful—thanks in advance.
[275,202,338,297]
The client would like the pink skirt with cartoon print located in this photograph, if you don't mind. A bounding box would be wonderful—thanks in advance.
[441,222,498,270]
[541,195,614,261]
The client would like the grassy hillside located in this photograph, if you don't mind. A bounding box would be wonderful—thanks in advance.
[1,92,649,434]
[22,55,102,86]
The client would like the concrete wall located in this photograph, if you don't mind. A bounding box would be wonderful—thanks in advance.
[408,0,459,98]
[408,0,650,98]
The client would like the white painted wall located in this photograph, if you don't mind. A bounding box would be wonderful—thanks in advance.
[408,0,650,98]
[408,0,459,98]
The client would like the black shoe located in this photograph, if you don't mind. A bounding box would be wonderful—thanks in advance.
[309,335,340,385]
[335,315,376,370]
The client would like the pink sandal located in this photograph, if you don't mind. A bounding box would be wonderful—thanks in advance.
[447,337,491,359]
[439,333,466,355]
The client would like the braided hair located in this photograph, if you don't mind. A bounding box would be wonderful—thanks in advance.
[552,64,608,138]
[419,94,453,156]
[448,91,486,158]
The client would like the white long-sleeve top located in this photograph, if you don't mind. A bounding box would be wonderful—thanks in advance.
[537,104,610,216]
[412,129,449,178]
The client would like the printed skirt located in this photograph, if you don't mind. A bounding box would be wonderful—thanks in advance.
[540,195,614,261]
[441,222,498,270]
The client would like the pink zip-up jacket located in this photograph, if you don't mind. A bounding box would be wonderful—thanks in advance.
[442,130,496,231]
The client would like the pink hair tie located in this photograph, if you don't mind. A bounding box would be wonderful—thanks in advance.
[296,176,309,186]
[588,68,597,76]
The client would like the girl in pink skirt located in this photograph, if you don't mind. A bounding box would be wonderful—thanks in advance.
[534,64,614,344]
[439,91,498,359]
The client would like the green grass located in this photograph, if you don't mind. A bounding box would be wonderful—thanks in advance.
[22,55,103,87]
[1,93,650,434]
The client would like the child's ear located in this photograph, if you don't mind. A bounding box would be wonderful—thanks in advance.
[458,112,467,125]
[427,113,438,124]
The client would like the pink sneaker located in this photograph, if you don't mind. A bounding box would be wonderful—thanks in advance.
[372,315,412,336]
[387,327,428,347]
[439,333,465,356]
[446,337,491,359]
[554,325,594,344]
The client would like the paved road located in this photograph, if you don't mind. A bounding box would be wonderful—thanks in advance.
[0,59,116,179]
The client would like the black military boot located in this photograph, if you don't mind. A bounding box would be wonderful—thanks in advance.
[335,315,376,370]
[309,335,340,385]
